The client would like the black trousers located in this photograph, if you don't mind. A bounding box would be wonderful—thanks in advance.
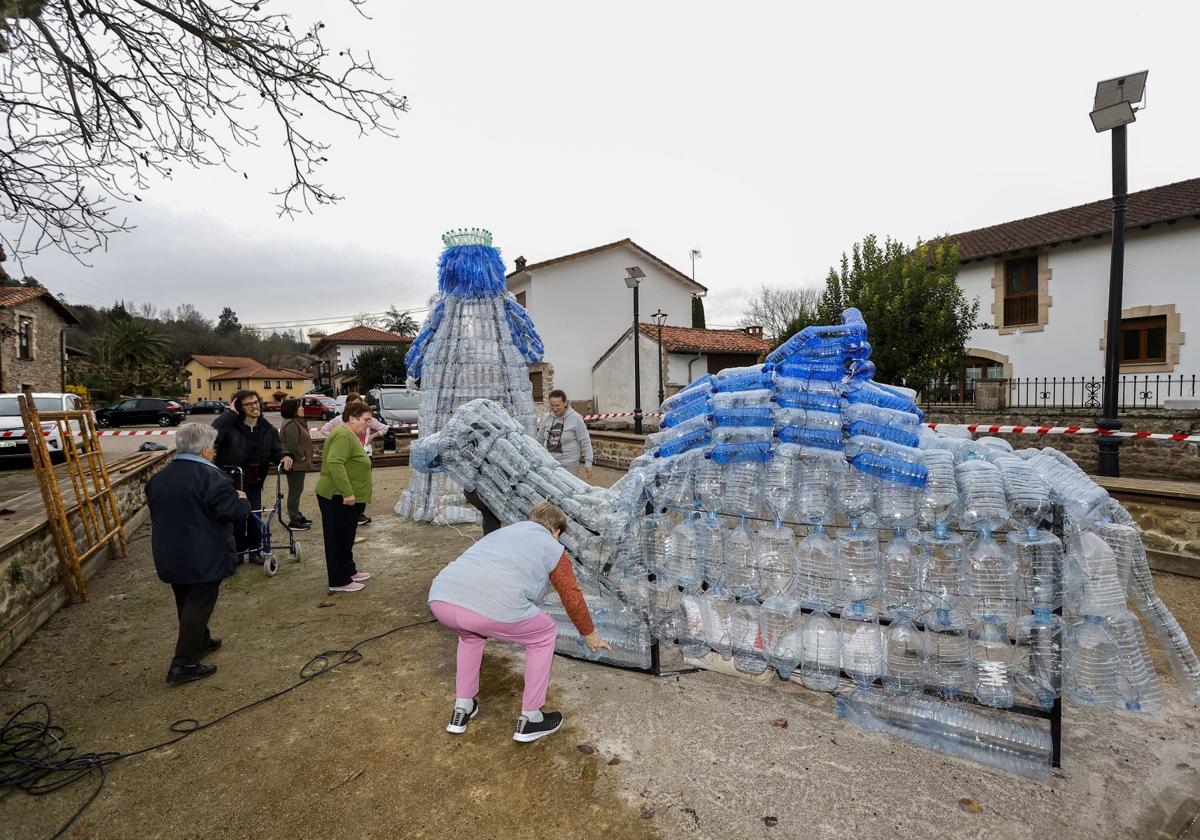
[464,488,502,535]
[171,581,220,666]
[235,484,263,557]
[318,494,366,587]
[285,471,307,521]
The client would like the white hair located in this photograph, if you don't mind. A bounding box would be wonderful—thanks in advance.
[175,422,218,455]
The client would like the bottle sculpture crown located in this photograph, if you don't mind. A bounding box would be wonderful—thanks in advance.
[442,228,493,248]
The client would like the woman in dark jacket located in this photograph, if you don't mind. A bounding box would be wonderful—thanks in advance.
[279,398,315,530]
[146,423,250,684]
[211,389,292,562]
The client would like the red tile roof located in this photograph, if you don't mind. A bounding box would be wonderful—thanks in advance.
[0,286,80,324]
[209,364,313,382]
[948,177,1200,261]
[314,325,413,346]
[506,238,708,292]
[636,323,769,354]
[189,354,262,370]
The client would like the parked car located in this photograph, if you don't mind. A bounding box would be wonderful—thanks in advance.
[300,395,338,421]
[0,392,90,463]
[185,399,228,415]
[370,388,420,431]
[94,397,185,428]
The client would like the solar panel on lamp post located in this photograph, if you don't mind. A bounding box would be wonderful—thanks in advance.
[625,266,646,434]
[1089,70,1147,477]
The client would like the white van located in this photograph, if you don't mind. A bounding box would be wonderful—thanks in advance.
[0,393,90,462]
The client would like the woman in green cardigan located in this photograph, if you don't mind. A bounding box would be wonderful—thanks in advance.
[316,401,375,593]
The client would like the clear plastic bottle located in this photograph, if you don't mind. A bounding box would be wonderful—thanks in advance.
[695,513,730,591]
[757,522,798,600]
[795,453,844,525]
[841,618,885,688]
[730,597,767,674]
[799,607,842,691]
[838,524,881,619]
[721,517,760,598]
[925,608,969,698]
[1106,608,1166,712]
[922,524,965,615]
[918,448,959,528]
[1068,530,1127,618]
[648,582,682,642]
[1010,528,1065,612]
[722,461,763,518]
[760,595,805,678]
[995,454,1050,531]
[662,512,701,590]
[695,456,724,513]
[700,586,737,659]
[762,444,800,523]
[1013,607,1064,710]
[836,688,1052,781]
[966,527,1018,622]
[882,530,922,617]
[883,613,926,697]
[676,591,709,660]
[837,468,876,525]
[795,524,840,609]
[957,458,1009,531]
[970,618,1014,708]
[1066,614,1121,707]
[876,481,920,531]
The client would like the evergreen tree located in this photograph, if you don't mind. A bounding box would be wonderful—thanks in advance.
[817,235,981,395]
[352,346,408,391]
[691,295,706,329]
[216,307,241,335]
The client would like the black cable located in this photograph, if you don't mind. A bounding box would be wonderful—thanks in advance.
[0,616,437,840]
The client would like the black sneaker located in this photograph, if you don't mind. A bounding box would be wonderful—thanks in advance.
[358,515,372,526]
[166,662,217,684]
[512,711,562,743]
[446,699,480,734]
[287,519,312,531]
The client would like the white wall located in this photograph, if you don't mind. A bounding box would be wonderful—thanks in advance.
[510,244,699,405]
[667,351,708,388]
[337,343,393,369]
[592,332,671,415]
[958,220,1200,379]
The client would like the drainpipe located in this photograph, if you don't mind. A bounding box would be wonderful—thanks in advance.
[687,351,704,383]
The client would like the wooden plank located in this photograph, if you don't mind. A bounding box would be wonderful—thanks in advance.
[1094,475,1200,503]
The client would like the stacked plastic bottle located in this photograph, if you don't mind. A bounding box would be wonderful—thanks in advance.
[409,305,1200,778]
[395,228,545,523]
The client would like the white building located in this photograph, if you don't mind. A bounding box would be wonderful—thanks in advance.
[308,325,413,394]
[593,323,770,415]
[946,178,1199,403]
[506,239,706,409]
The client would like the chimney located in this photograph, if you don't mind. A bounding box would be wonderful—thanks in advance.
[514,256,527,271]
[307,329,327,351]
[742,324,764,339]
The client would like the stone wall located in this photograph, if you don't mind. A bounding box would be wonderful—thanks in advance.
[925,409,1200,480]
[0,295,67,393]
[0,453,171,663]
[1107,493,1200,577]
[590,430,647,470]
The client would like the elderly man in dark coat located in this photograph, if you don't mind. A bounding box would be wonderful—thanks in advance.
[146,422,250,684]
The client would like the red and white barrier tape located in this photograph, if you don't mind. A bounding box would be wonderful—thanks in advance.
[926,422,1200,444]
[0,430,48,438]
[581,411,662,421]
[96,429,177,436]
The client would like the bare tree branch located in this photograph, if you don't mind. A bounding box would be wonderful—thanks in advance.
[0,0,408,262]
[737,284,823,343]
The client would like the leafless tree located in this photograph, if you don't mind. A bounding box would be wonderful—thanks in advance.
[737,284,822,343]
[0,0,407,260]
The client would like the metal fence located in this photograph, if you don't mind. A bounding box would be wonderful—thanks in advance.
[921,374,1198,411]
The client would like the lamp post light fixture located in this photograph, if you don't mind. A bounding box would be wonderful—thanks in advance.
[625,266,646,434]
[651,309,669,409]
[1090,70,1148,477]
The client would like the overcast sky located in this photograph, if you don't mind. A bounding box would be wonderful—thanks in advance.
[11,0,1200,334]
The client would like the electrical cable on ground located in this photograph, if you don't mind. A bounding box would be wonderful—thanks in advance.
[0,616,437,840]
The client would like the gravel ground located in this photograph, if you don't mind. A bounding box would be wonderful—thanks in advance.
[0,465,1197,840]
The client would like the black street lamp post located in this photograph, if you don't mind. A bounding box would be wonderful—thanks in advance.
[1089,71,1148,477]
[652,308,669,408]
[625,266,646,434]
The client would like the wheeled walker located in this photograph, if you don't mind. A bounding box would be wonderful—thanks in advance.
[225,464,302,576]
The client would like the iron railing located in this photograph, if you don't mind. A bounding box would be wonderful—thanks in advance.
[921,374,1198,411]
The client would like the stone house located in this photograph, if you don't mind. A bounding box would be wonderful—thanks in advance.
[0,287,80,394]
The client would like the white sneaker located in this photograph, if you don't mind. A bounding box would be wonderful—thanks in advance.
[328,581,365,593]
[446,699,480,734]
[351,572,372,582]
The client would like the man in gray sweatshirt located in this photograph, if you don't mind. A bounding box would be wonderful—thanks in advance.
[535,389,594,479]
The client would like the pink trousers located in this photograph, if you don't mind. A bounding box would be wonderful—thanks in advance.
[428,601,558,711]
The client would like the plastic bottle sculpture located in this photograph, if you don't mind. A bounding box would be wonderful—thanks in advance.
[395,228,544,523]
